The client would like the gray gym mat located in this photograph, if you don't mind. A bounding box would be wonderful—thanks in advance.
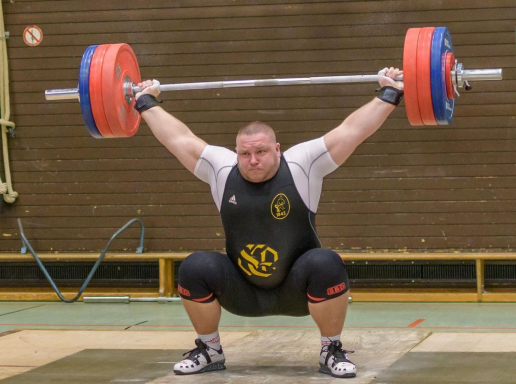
[0,349,185,384]
[371,352,516,384]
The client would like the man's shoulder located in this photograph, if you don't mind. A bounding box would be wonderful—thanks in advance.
[201,145,237,166]
[194,145,237,183]
[284,137,338,179]
[283,137,326,160]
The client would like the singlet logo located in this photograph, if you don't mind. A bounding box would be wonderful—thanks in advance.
[238,244,278,278]
[178,284,190,297]
[327,282,347,296]
[271,193,290,220]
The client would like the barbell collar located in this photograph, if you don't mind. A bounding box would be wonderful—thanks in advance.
[451,66,503,89]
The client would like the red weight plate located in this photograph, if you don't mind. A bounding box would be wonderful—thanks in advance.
[416,27,437,125]
[445,52,455,100]
[89,44,116,138]
[102,44,141,138]
[403,28,423,126]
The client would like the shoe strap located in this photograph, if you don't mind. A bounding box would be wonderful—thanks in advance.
[182,339,212,364]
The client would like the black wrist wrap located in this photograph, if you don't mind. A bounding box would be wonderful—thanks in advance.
[134,94,163,114]
[376,86,404,106]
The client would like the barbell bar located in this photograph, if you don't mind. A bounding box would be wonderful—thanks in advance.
[45,69,502,101]
[46,74,406,101]
[44,26,503,138]
[83,295,181,303]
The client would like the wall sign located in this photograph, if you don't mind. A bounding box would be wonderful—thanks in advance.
[23,25,43,46]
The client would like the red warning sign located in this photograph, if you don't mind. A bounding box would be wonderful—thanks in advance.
[23,25,43,47]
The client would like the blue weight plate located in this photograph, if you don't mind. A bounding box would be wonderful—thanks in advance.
[430,27,455,125]
[79,45,103,138]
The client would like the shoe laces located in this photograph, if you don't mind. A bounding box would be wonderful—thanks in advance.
[325,340,354,365]
[182,339,212,364]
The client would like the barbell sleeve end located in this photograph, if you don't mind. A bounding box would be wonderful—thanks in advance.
[45,88,80,101]
[462,68,503,82]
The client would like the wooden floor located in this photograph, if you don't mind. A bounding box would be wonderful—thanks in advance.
[0,329,428,383]
[0,302,515,383]
[1,329,516,383]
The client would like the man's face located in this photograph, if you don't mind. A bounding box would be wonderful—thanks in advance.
[236,132,281,183]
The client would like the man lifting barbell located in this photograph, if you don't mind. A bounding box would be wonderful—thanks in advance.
[43,25,503,378]
[133,67,403,378]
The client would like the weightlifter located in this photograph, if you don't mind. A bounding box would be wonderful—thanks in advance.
[133,67,403,378]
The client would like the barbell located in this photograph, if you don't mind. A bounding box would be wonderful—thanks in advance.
[45,26,503,139]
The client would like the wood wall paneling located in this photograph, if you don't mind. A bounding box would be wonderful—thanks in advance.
[1,1,514,252]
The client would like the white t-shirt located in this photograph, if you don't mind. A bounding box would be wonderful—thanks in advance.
[194,137,338,212]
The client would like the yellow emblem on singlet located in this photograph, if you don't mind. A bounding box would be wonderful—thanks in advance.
[238,244,278,278]
[271,193,290,220]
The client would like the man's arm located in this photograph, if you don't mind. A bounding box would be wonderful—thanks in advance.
[135,80,207,174]
[324,67,403,166]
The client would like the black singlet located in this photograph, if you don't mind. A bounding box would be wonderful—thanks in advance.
[220,156,321,289]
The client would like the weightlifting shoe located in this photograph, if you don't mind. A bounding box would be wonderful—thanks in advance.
[319,340,356,378]
[174,338,226,375]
